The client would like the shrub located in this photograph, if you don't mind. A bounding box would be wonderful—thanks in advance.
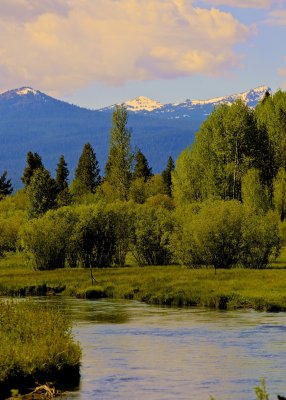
[19,207,77,270]
[131,203,173,265]
[0,300,81,398]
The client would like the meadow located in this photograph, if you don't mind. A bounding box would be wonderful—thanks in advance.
[1,251,286,312]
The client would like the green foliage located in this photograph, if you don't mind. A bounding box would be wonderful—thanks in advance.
[145,174,167,198]
[171,200,244,270]
[70,205,117,268]
[19,202,134,270]
[105,105,133,200]
[255,90,286,203]
[26,168,57,219]
[0,170,13,197]
[241,211,280,269]
[0,212,24,256]
[170,200,280,270]
[241,168,269,212]
[176,101,259,202]
[72,143,101,197]
[70,202,133,268]
[19,207,77,270]
[129,177,148,204]
[21,151,43,187]
[0,300,81,397]
[254,378,269,400]
[172,147,204,204]
[131,203,173,265]
[273,167,286,221]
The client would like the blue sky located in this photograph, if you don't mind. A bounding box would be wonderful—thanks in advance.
[0,0,285,108]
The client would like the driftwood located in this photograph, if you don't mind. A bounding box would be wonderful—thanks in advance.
[6,383,62,400]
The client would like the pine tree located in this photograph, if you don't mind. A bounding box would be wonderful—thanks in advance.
[133,149,152,181]
[0,171,13,197]
[21,151,43,187]
[105,105,133,200]
[55,155,69,192]
[162,156,175,196]
[73,143,100,196]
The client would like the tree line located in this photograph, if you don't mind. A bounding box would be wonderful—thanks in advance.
[1,91,286,271]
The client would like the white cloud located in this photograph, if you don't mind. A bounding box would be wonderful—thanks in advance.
[0,0,251,94]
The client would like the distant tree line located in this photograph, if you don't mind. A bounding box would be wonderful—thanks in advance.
[2,92,286,271]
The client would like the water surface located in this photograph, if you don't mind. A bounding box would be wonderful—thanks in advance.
[44,298,286,400]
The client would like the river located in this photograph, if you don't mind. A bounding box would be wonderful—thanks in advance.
[42,298,286,399]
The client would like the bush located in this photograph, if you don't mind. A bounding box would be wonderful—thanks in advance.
[241,211,280,268]
[131,203,173,265]
[19,207,77,270]
[170,200,280,270]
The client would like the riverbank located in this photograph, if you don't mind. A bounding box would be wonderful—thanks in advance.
[1,252,286,311]
[0,299,81,400]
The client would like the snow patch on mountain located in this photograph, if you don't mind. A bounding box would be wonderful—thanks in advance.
[16,87,38,96]
[174,85,270,108]
[100,85,270,117]
[125,96,163,112]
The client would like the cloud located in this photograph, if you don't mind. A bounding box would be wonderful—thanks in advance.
[0,0,71,22]
[200,0,283,8]
[0,0,251,94]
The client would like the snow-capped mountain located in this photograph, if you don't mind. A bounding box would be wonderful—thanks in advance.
[0,84,270,189]
[100,85,270,118]
[125,96,163,112]
[0,86,85,113]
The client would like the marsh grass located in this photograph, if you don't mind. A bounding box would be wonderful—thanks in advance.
[1,252,286,311]
[0,299,81,399]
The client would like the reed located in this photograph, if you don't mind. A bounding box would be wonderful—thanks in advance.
[0,299,81,399]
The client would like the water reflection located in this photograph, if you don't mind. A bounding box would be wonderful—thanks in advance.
[34,298,286,400]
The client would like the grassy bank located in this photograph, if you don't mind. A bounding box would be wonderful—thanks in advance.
[1,252,286,311]
[0,299,81,400]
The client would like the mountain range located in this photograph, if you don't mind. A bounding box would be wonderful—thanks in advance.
[0,85,270,189]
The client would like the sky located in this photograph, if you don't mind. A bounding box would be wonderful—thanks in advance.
[0,0,285,108]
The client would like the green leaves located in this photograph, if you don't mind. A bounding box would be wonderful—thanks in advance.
[105,105,133,201]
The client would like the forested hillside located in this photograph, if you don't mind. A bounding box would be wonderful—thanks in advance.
[1,90,286,272]
[0,86,268,188]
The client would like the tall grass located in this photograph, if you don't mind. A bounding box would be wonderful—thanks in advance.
[2,252,286,311]
[0,300,81,399]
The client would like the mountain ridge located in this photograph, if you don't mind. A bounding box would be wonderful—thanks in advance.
[99,85,270,113]
[0,85,270,189]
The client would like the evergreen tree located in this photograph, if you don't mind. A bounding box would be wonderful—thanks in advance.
[105,105,133,200]
[133,149,152,181]
[56,155,69,192]
[162,156,175,196]
[27,168,57,218]
[0,171,13,197]
[21,151,43,187]
[73,143,101,196]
